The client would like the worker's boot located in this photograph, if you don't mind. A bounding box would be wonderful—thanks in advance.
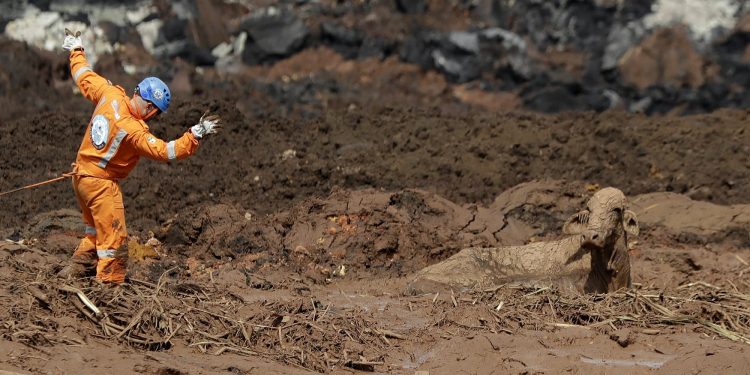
[58,254,97,279]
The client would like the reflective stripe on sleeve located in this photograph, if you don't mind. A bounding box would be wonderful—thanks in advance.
[97,129,128,169]
[73,66,92,82]
[167,141,176,160]
[84,225,97,236]
[111,100,121,120]
[97,249,116,258]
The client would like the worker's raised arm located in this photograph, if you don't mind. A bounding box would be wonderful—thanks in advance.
[63,29,109,103]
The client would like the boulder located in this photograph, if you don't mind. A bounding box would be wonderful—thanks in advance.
[394,0,427,14]
[618,27,708,90]
[320,21,363,59]
[153,40,216,66]
[239,8,309,65]
[358,37,396,60]
[523,84,586,113]
[191,0,230,49]
[602,22,646,71]
[431,49,481,83]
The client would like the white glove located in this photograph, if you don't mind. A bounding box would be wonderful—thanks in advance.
[62,28,83,51]
[190,111,221,139]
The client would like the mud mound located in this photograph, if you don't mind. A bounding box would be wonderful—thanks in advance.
[153,181,750,282]
[157,182,590,280]
[633,192,750,247]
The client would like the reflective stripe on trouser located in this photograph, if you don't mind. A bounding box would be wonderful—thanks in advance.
[72,175,128,283]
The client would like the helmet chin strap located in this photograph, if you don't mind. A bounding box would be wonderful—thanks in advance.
[143,107,159,121]
[128,95,157,121]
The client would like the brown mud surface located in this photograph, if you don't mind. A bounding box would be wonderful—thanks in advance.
[2,35,750,374]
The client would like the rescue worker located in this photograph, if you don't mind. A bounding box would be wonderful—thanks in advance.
[58,29,221,283]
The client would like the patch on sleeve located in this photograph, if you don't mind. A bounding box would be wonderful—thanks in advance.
[90,115,109,150]
[147,137,156,144]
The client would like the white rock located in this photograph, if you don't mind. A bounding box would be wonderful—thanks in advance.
[135,18,163,54]
[644,0,740,41]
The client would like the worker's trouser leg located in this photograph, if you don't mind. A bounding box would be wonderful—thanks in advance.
[73,175,128,284]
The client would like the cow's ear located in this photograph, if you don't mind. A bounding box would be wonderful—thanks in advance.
[623,210,639,237]
[563,210,590,235]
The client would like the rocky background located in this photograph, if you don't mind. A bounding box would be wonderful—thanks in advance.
[3,0,750,116]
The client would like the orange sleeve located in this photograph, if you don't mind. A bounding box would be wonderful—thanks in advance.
[127,129,200,162]
[69,50,110,103]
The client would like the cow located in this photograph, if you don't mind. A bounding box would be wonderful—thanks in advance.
[409,187,639,294]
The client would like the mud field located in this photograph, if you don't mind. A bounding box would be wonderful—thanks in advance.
[2,2,750,373]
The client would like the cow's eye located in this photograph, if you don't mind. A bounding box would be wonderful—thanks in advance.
[613,207,622,214]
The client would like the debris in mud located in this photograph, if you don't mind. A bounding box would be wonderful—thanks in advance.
[610,328,634,347]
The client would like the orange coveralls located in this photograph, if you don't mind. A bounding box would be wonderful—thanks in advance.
[69,50,199,283]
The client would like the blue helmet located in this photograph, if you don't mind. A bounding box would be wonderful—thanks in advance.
[137,77,171,113]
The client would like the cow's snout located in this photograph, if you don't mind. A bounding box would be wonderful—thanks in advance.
[581,230,605,248]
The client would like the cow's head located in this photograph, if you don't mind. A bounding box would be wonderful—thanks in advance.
[562,187,638,292]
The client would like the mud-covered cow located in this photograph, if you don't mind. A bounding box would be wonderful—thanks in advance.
[409,187,639,294]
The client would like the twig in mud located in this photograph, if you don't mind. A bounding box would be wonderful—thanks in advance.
[344,360,383,372]
[59,285,101,317]
[163,323,181,343]
[677,281,720,290]
[698,319,750,345]
[278,327,284,348]
[116,308,145,338]
[213,346,257,356]
[317,302,331,321]
[735,255,749,267]
[484,335,499,350]
[26,285,49,306]
[376,329,406,340]
[154,266,179,296]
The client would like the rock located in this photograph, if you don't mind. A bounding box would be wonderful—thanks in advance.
[609,328,634,347]
[321,21,362,46]
[602,22,646,71]
[239,8,309,65]
[394,0,427,14]
[618,27,708,90]
[399,33,437,70]
[191,0,230,49]
[523,84,586,113]
[447,31,479,54]
[153,40,216,66]
[320,21,363,59]
[643,0,739,42]
[0,1,29,33]
[480,28,534,81]
[629,96,653,113]
[160,16,187,43]
[432,50,481,83]
[358,37,395,60]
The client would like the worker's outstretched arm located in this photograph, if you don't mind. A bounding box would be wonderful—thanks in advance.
[63,29,109,103]
[128,111,221,161]
[128,130,200,162]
